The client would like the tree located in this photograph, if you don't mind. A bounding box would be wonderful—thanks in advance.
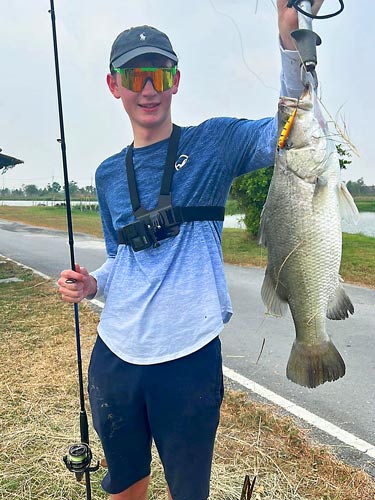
[68,180,79,195]
[230,167,274,238]
[12,188,24,198]
[50,181,61,193]
[23,184,40,197]
[346,178,365,196]
[84,185,96,195]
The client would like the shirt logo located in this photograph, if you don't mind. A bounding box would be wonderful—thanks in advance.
[175,155,189,171]
[139,33,146,41]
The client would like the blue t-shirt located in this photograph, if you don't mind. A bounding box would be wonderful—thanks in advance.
[91,49,304,364]
[92,117,276,364]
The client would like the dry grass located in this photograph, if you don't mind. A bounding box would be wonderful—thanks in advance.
[0,258,374,499]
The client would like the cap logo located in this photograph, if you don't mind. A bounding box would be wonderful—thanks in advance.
[139,33,146,41]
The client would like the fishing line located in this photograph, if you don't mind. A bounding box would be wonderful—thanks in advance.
[318,97,360,157]
[208,0,279,92]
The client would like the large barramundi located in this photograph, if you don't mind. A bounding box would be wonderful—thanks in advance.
[259,83,358,388]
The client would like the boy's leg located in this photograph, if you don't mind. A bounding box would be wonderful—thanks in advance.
[110,476,150,500]
[88,336,153,496]
[145,337,224,500]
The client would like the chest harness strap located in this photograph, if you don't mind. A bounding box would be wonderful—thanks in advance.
[117,124,225,251]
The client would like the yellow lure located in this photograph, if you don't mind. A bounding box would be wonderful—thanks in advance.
[277,107,297,149]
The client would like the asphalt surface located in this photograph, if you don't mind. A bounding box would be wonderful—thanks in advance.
[1,218,374,475]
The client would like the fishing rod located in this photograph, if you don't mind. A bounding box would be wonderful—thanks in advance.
[48,1,99,498]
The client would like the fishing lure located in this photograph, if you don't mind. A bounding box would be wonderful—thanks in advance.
[277,106,298,149]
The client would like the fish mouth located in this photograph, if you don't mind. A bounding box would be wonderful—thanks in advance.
[279,84,314,113]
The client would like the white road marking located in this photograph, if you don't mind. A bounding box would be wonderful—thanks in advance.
[0,255,51,280]
[4,256,375,460]
[223,365,375,459]
[71,240,105,250]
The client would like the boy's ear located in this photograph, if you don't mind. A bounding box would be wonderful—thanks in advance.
[107,73,121,99]
[172,69,181,95]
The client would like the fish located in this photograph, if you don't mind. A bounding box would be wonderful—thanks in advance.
[258,83,359,389]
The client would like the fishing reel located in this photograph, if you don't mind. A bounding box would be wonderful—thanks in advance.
[63,443,100,482]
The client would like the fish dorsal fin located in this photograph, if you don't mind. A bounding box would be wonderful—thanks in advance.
[338,182,359,224]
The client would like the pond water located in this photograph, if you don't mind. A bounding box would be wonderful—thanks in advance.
[224,213,375,238]
[0,200,97,207]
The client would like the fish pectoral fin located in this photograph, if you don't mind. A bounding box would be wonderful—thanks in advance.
[338,182,359,224]
[261,270,288,317]
[257,206,267,247]
[327,283,354,320]
[286,339,345,388]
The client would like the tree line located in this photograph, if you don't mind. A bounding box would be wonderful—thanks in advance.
[345,178,375,196]
[0,181,96,199]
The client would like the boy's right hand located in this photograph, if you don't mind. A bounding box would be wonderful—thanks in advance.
[58,263,97,303]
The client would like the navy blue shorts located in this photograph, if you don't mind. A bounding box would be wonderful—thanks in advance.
[88,335,224,499]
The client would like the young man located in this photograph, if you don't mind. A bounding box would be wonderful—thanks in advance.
[58,2,324,499]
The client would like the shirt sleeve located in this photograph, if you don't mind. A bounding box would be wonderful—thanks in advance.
[90,256,115,299]
[95,165,119,258]
[225,45,304,178]
[279,43,305,98]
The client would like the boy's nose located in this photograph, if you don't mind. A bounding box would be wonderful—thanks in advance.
[141,78,157,94]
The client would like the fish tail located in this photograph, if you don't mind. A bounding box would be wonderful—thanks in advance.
[286,340,345,388]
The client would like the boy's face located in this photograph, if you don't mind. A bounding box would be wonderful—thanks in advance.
[107,54,180,133]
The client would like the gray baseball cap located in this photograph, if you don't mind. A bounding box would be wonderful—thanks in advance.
[110,25,178,69]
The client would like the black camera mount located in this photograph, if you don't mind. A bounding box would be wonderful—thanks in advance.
[118,125,225,251]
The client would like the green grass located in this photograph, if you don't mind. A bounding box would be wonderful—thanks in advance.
[0,205,104,238]
[221,228,267,268]
[354,196,375,212]
[341,233,375,287]
[225,198,240,215]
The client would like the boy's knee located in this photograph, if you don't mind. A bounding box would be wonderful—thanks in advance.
[110,475,150,500]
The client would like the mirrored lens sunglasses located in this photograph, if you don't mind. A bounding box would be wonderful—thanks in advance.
[113,67,177,93]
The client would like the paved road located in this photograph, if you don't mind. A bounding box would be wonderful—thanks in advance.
[1,219,374,472]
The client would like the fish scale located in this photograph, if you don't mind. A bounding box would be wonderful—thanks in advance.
[259,85,358,388]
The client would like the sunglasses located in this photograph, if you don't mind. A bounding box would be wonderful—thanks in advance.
[113,67,177,93]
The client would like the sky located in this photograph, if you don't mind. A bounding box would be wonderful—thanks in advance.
[0,0,373,191]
